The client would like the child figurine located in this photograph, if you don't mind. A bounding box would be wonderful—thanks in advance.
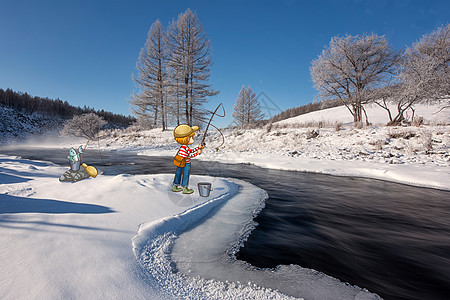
[172,124,205,194]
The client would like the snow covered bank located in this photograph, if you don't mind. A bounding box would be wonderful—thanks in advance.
[0,155,251,299]
[1,155,163,299]
[196,150,450,191]
[131,179,300,299]
[1,155,381,299]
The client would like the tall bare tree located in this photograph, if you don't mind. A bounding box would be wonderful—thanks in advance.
[131,20,168,130]
[310,34,400,124]
[166,9,219,126]
[166,60,183,126]
[232,85,264,126]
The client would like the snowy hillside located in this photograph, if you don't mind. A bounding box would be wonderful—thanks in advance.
[275,101,449,126]
[0,104,64,141]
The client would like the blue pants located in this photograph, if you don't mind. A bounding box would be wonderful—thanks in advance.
[173,163,191,187]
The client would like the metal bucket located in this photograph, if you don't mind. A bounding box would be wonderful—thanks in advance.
[70,160,81,171]
[198,182,213,197]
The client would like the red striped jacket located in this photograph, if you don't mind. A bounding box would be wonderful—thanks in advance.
[178,145,199,164]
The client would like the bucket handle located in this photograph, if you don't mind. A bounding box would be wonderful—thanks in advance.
[199,183,213,191]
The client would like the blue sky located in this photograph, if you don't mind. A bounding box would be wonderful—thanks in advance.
[0,0,448,127]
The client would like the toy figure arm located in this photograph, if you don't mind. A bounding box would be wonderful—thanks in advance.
[185,146,199,158]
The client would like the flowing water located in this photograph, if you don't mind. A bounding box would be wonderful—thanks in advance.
[1,147,449,300]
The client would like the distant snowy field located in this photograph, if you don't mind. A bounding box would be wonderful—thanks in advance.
[276,102,449,126]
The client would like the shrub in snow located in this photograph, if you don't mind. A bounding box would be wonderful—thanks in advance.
[334,121,343,132]
[420,131,433,153]
[306,129,319,139]
[354,122,363,129]
[412,116,424,127]
[371,139,387,151]
[388,130,416,140]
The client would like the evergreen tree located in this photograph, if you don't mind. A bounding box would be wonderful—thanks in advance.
[232,85,264,126]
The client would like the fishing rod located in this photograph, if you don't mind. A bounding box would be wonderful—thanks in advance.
[199,103,225,148]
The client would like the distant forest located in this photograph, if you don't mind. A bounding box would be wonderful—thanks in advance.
[0,88,135,127]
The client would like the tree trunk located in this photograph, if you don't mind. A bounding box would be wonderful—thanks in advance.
[176,79,180,125]
[185,76,189,125]
[362,106,370,125]
[154,103,158,127]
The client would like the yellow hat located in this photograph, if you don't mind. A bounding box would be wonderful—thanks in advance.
[174,124,199,138]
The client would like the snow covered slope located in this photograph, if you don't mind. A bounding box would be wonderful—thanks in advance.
[0,104,64,141]
[275,101,449,126]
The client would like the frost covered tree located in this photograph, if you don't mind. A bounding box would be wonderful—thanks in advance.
[60,113,107,140]
[232,86,247,126]
[232,85,264,126]
[391,24,450,124]
[131,20,169,130]
[310,34,400,124]
[166,9,219,126]
[371,24,450,125]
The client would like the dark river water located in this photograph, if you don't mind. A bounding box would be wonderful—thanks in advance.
[1,147,449,300]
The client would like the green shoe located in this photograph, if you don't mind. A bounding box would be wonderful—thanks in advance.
[172,184,182,192]
[182,186,194,194]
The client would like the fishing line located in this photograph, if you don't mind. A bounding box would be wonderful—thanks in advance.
[191,103,226,149]
[192,115,226,149]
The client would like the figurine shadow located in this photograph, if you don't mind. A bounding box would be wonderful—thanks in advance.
[0,193,115,214]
